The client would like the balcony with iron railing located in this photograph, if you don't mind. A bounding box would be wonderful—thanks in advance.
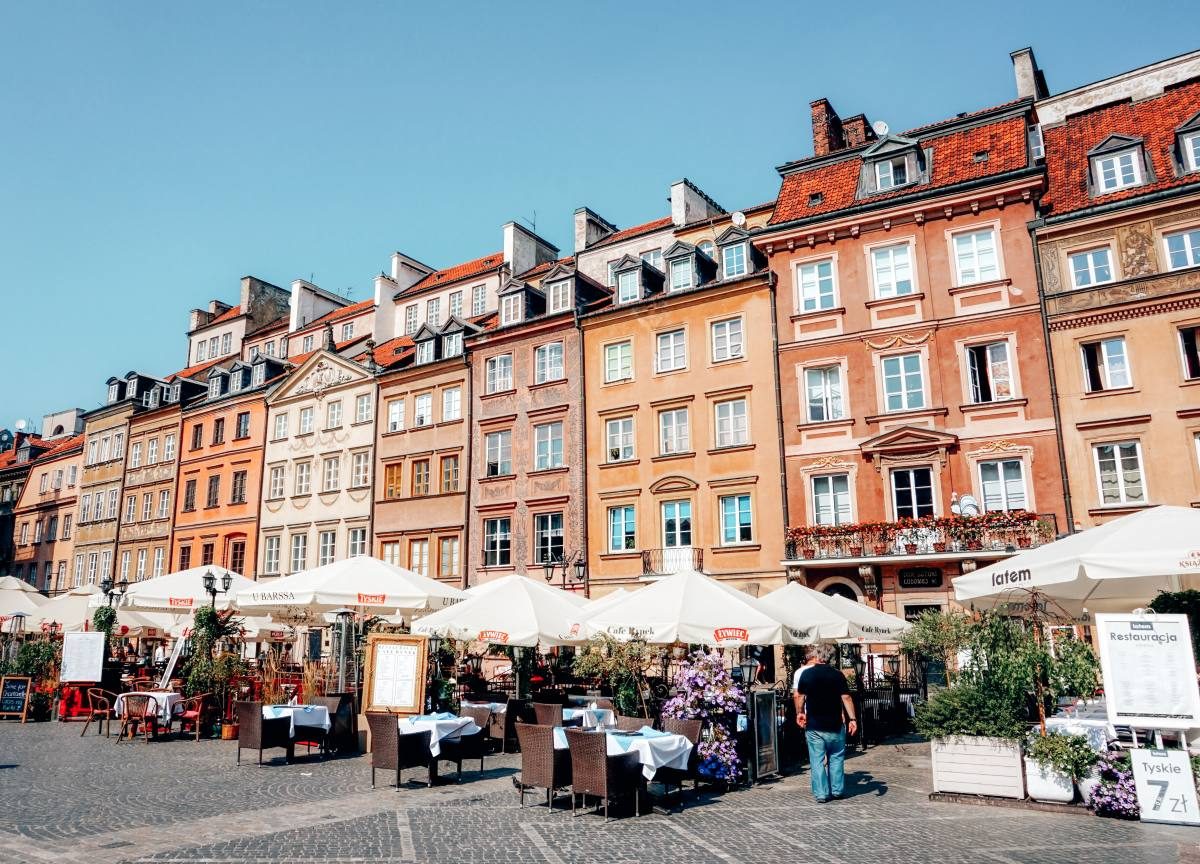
[784,512,1058,565]
[641,547,703,576]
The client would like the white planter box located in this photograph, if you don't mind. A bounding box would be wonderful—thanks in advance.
[1024,757,1074,802]
[930,736,1025,798]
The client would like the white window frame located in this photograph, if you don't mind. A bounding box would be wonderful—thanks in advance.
[348,527,366,557]
[722,243,748,279]
[321,456,339,493]
[294,461,311,495]
[263,536,280,574]
[1093,440,1146,506]
[874,156,908,190]
[414,393,432,427]
[326,400,342,429]
[273,413,288,439]
[1093,149,1142,193]
[1068,247,1114,288]
[606,417,634,462]
[1165,228,1200,271]
[449,290,463,319]
[966,340,1014,404]
[299,407,314,434]
[669,258,692,292]
[290,534,307,572]
[318,530,336,567]
[485,430,512,477]
[547,280,571,313]
[269,465,285,499]
[604,341,633,383]
[711,318,743,363]
[356,394,372,423]
[891,466,936,519]
[719,494,754,546]
[1184,132,1200,172]
[881,352,926,412]
[714,398,748,448]
[1081,337,1131,392]
[870,242,915,298]
[483,517,512,567]
[387,399,405,432]
[535,342,564,384]
[797,258,836,312]
[811,474,852,526]
[500,294,522,325]
[661,499,692,548]
[952,228,1000,286]
[979,458,1028,512]
[415,340,434,365]
[658,407,690,456]
[617,270,639,304]
[351,451,370,488]
[404,304,419,335]
[426,297,440,324]
[805,365,844,422]
[409,538,429,576]
[656,329,687,373]
[607,505,636,552]
[442,332,462,357]
[472,284,487,316]
[533,512,565,564]
[486,354,513,394]
[442,387,461,421]
[534,421,564,470]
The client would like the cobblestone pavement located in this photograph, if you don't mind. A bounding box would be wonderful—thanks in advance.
[1,722,1197,863]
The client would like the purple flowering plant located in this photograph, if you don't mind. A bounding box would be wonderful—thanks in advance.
[661,650,746,781]
[1088,750,1139,819]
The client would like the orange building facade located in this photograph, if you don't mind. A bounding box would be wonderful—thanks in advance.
[10,435,83,592]
[115,400,182,584]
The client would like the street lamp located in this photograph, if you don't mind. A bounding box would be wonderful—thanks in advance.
[201,569,234,608]
[100,576,128,607]
[542,551,587,592]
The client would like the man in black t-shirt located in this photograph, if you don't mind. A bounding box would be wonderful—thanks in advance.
[794,643,858,802]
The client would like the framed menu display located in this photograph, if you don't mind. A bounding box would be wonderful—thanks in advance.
[362,633,428,716]
[60,632,106,683]
[1096,613,1200,730]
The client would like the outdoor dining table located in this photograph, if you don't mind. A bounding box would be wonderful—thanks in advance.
[562,707,615,729]
[399,712,482,757]
[552,726,693,780]
[461,700,506,715]
[263,704,332,738]
[114,691,183,724]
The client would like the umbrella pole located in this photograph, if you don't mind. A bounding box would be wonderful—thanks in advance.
[1028,590,1047,736]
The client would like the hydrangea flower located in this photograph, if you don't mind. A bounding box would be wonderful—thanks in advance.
[661,650,746,781]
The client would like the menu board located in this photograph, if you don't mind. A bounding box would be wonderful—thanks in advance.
[0,676,31,722]
[362,633,427,715]
[60,632,106,683]
[1096,613,1200,730]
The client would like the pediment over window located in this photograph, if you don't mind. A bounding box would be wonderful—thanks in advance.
[1087,133,1142,157]
[440,315,480,336]
[1179,111,1200,134]
[649,474,699,494]
[412,323,439,342]
[663,240,696,260]
[540,262,576,283]
[610,253,643,274]
[497,276,531,297]
[860,425,957,471]
[862,134,919,157]
[715,226,750,246]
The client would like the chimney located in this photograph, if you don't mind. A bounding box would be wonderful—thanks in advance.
[841,113,877,148]
[503,222,558,276]
[188,309,211,333]
[1011,47,1048,100]
[811,98,845,156]
[573,207,616,253]
[670,179,725,227]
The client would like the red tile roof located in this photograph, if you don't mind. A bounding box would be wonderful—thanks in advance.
[0,434,44,472]
[518,256,575,281]
[301,299,375,331]
[770,109,1031,225]
[34,433,84,462]
[408,253,505,294]
[190,305,242,332]
[589,217,674,250]
[1042,80,1200,218]
[167,357,224,382]
[285,336,363,368]
[367,336,415,369]
[247,313,289,336]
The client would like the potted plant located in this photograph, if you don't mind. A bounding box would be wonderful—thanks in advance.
[1089,750,1139,818]
[1024,732,1096,802]
[661,650,745,786]
[916,683,1028,797]
[573,634,652,716]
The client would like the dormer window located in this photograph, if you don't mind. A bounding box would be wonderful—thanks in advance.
[443,332,462,358]
[148,389,160,408]
[1182,132,1200,172]
[127,378,138,398]
[500,294,523,325]
[107,383,120,403]
[1094,149,1142,192]
[252,363,266,386]
[722,243,747,279]
[230,370,244,392]
[875,157,908,190]
[208,376,222,399]
[168,384,180,403]
[697,241,715,259]
[546,280,572,313]
[617,270,639,304]
[141,391,153,407]
[669,258,693,292]
[416,340,434,364]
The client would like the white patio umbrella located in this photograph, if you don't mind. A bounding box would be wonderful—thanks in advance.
[580,588,630,619]
[34,585,175,637]
[585,568,811,647]
[814,591,911,643]
[411,574,588,647]
[92,566,256,612]
[0,574,46,616]
[953,505,1200,615]
[168,614,288,641]
[760,582,859,642]
[234,557,463,617]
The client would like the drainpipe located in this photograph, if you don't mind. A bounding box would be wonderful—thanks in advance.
[575,308,590,597]
[767,268,791,538]
[461,352,474,590]
[1028,217,1076,534]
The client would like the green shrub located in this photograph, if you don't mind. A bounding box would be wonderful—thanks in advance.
[1024,731,1098,780]
[914,682,1027,739]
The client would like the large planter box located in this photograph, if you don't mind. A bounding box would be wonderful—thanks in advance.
[930,736,1025,799]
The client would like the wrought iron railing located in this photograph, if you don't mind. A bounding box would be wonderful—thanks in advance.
[640,547,704,575]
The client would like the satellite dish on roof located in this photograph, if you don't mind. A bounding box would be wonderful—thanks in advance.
[14,419,26,432]
[872,120,890,137]
[731,211,746,228]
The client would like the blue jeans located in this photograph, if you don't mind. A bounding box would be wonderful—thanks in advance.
[805,728,846,801]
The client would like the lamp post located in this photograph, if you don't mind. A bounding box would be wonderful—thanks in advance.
[427,634,444,712]
[100,576,129,608]
[201,569,234,608]
[332,608,355,693]
[738,650,761,785]
[541,551,587,594]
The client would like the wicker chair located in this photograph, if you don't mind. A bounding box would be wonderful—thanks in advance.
[366,712,433,788]
[315,693,357,755]
[438,727,488,780]
[564,728,642,821]
[612,714,651,732]
[117,694,161,743]
[80,688,117,738]
[235,701,293,765]
[132,680,157,692]
[655,717,703,806]
[533,703,563,727]
[493,698,528,753]
[174,692,214,741]
[515,722,572,810]
[591,697,615,712]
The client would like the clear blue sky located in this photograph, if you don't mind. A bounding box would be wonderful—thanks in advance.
[1,2,1192,426]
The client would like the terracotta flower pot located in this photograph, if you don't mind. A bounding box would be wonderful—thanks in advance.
[904,543,918,554]
[968,540,983,551]
[1017,537,1031,548]
[849,546,863,557]
[874,544,888,555]
[801,548,815,559]
[221,723,239,740]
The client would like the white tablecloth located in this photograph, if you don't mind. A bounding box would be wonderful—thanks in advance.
[263,704,332,738]
[115,691,182,723]
[461,701,506,715]
[563,707,615,729]
[400,714,482,757]
[553,727,693,780]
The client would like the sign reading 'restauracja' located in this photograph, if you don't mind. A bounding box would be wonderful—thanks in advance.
[1096,613,1200,731]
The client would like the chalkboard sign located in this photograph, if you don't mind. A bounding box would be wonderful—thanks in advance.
[0,676,31,722]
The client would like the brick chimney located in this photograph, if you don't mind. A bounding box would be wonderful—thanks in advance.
[1011,47,1048,100]
[841,113,878,148]
[811,98,845,156]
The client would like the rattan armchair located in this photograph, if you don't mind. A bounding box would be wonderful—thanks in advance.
[81,688,117,738]
[515,722,572,810]
[117,694,161,743]
[132,680,158,692]
[612,714,651,732]
[438,727,488,780]
[533,703,563,727]
[316,693,357,755]
[235,700,293,765]
[564,728,642,821]
[366,713,434,788]
[655,716,703,806]
[174,693,214,741]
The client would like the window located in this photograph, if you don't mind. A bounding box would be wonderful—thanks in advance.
[326,400,342,429]
[534,422,564,470]
[412,459,430,496]
[442,332,462,357]
[190,424,203,450]
[534,512,564,564]
[1094,150,1141,192]
[641,249,663,270]
[483,518,511,567]
[449,290,463,319]
[1183,132,1200,172]
[439,537,459,578]
[606,417,634,462]
[262,536,280,574]
[253,363,266,387]
[294,462,311,495]
[1081,337,1131,392]
[722,243,747,279]
[351,452,370,487]
[208,376,222,399]
[669,258,692,292]
[230,370,243,393]
[163,433,175,462]
[604,341,632,382]
[662,500,692,547]
[301,334,314,352]
[141,492,153,520]
[157,489,170,518]
[608,506,636,552]
[384,463,403,499]
[318,530,336,566]
[341,321,354,342]
[805,366,844,422]
[1094,441,1145,505]
[212,418,225,445]
[125,494,136,522]
[322,456,340,492]
[812,474,851,525]
[486,355,513,393]
[1166,229,1200,270]
[130,442,142,468]
[442,387,461,421]
[798,259,836,311]
[980,459,1027,512]
[659,408,690,455]
[73,554,83,587]
[891,467,934,518]
[87,439,97,464]
[183,480,196,512]
[617,270,639,304]
[351,394,372,425]
[874,157,907,190]
[268,465,285,499]
[1069,248,1113,287]
[953,229,999,285]
[67,465,77,486]
[441,455,460,492]
[714,398,748,448]
[405,539,428,577]
[1181,326,1200,380]
[548,280,571,312]
[230,470,247,504]
[387,400,405,432]
[288,532,307,566]
[107,489,119,519]
[87,552,97,584]
[719,494,753,545]
[656,329,687,372]
[299,407,314,434]
[871,244,914,297]
[882,353,925,411]
[206,475,220,508]
[485,431,512,476]
[225,542,240,577]
[264,341,276,357]
[535,342,564,384]
[711,318,743,362]
[347,527,365,556]
[235,411,250,439]
[405,304,418,335]
[19,522,29,544]
[62,515,71,539]
[472,284,487,316]
[380,542,399,566]
[413,393,432,427]
[195,342,206,362]
[136,549,146,580]
[221,332,232,355]
[46,516,57,541]
[501,294,522,325]
[113,432,124,458]
[416,341,434,364]
[967,342,1013,403]
[273,413,287,439]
